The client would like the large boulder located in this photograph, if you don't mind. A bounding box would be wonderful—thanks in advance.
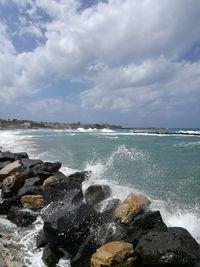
[91,241,136,267]
[7,206,37,226]
[123,211,168,246]
[0,197,20,214]
[43,202,100,256]
[32,161,62,179]
[42,244,64,267]
[0,151,28,163]
[115,193,151,224]
[0,235,25,267]
[20,158,42,169]
[17,184,43,198]
[0,160,12,170]
[135,227,200,267]
[42,171,90,203]
[1,171,27,198]
[85,184,111,207]
[24,177,42,186]
[0,160,22,182]
[20,195,44,210]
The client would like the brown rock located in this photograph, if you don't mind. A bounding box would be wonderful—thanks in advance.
[91,241,135,267]
[0,160,22,182]
[115,193,151,224]
[3,171,27,191]
[43,175,58,189]
[20,195,44,209]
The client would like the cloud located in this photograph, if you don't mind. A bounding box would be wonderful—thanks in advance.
[0,0,200,125]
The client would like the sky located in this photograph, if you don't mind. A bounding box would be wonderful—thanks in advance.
[0,0,200,128]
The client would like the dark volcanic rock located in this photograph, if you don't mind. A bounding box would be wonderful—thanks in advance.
[7,206,37,226]
[32,162,62,179]
[24,177,42,186]
[100,198,121,222]
[43,202,100,256]
[17,184,43,197]
[0,151,15,162]
[43,171,90,199]
[0,160,12,170]
[42,245,64,267]
[0,197,20,214]
[36,230,47,248]
[84,184,111,207]
[135,227,200,267]
[14,152,29,160]
[123,211,168,245]
[21,158,43,169]
[44,187,83,205]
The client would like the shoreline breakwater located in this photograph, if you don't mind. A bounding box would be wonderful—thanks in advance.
[0,149,200,267]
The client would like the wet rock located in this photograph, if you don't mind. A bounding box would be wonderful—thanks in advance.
[44,186,83,204]
[14,152,29,160]
[0,160,12,170]
[43,175,58,189]
[91,241,136,267]
[2,171,27,193]
[17,184,43,197]
[36,230,47,248]
[100,198,121,222]
[0,151,16,162]
[42,244,64,267]
[123,211,168,246]
[0,160,22,182]
[43,202,100,255]
[0,237,25,267]
[20,158,42,169]
[135,227,200,267]
[20,195,44,209]
[32,161,62,179]
[85,184,111,207]
[24,177,42,186]
[0,197,20,214]
[115,193,151,224]
[7,206,37,226]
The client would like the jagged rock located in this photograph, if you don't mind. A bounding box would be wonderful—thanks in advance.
[135,227,200,267]
[122,211,168,246]
[91,241,136,267]
[115,193,151,224]
[24,177,42,186]
[0,160,12,170]
[42,171,90,203]
[17,184,43,197]
[20,158,42,169]
[20,195,44,209]
[32,161,62,179]
[0,151,15,162]
[43,202,100,256]
[14,152,29,160]
[85,184,111,207]
[0,197,20,214]
[100,198,121,222]
[0,236,25,267]
[36,230,47,248]
[44,187,83,205]
[1,171,27,195]
[0,160,22,182]
[43,175,57,189]
[42,245,64,267]
[7,206,37,226]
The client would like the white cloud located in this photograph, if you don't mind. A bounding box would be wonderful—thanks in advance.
[0,0,200,123]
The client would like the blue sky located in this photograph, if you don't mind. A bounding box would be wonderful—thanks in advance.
[0,0,200,127]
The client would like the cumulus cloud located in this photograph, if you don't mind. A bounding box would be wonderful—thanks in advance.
[0,0,200,125]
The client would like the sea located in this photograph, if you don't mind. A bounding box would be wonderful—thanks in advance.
[0,128,200,266]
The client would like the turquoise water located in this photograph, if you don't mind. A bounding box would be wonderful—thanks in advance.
[0,128,199,266]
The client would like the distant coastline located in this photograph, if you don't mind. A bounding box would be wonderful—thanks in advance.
[0,118,122,130]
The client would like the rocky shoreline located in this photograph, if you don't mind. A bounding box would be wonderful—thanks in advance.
[0,150,200,267]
